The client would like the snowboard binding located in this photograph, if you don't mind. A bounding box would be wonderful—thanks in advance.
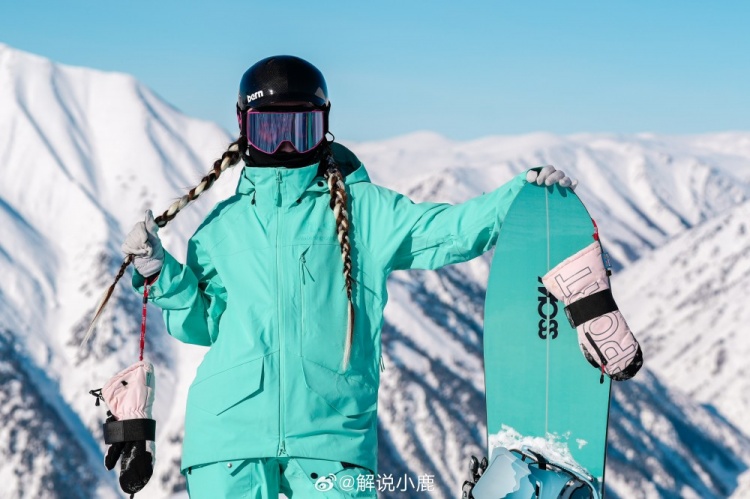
[461,446,600,499]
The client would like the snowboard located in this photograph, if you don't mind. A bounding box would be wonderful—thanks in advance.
[482,181,612,496]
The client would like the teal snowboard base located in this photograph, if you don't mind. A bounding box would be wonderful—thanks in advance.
[483,182,612,496]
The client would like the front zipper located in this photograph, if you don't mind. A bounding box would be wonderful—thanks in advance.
[276,170,287,456]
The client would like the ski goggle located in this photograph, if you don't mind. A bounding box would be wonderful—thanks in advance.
[245,110,325,154]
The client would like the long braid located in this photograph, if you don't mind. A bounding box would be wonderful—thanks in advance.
[155,137,245,227]
[323,150,355,371]
[81,137,247,347]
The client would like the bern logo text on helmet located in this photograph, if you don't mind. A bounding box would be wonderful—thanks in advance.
[247,90,264,103]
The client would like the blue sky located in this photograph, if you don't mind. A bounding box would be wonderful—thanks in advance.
[1,1,748,141]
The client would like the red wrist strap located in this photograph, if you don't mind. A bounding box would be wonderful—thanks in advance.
[139,275,157,361]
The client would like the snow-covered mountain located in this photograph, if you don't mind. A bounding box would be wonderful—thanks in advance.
[615,198,750,436]
[1,43,750,498]
[0,42,240,498]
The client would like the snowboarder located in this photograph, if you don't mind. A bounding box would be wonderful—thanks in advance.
[121,55,577,498]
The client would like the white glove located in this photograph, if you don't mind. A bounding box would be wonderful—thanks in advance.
[526,165,578,190]
[121,210,164,278]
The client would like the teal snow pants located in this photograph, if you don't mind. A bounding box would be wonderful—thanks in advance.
[185,457,377,498]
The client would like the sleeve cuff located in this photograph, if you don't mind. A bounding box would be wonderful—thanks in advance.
[132,250,199,309]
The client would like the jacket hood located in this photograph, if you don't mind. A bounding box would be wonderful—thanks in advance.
[325,142,370,184]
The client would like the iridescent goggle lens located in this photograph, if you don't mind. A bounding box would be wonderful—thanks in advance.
[246,110,325,154]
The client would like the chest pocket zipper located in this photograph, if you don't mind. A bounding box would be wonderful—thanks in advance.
[300,249,313,340]
[300,250,314,285]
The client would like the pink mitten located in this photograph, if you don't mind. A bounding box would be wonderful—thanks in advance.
[91,361,156,496]
[542,242,642,381]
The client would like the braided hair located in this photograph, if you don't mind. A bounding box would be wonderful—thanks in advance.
[321,145,355,371]
[155,138,246,226]
[85,138,357,373]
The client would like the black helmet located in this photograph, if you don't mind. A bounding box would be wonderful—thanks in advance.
[237,55,331,167]
[238,55,328,111]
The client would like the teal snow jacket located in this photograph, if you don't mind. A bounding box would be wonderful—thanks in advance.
[133,143,527,474]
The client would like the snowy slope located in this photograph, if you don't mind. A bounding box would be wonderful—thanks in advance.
[1,43,750,498]
[0,328,109,499]
[614,198,750,436]
[0,43,241,498]
[607,371,750,498]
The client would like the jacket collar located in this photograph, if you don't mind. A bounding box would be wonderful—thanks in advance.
[233,143,373,212]
[236,163,320,210]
